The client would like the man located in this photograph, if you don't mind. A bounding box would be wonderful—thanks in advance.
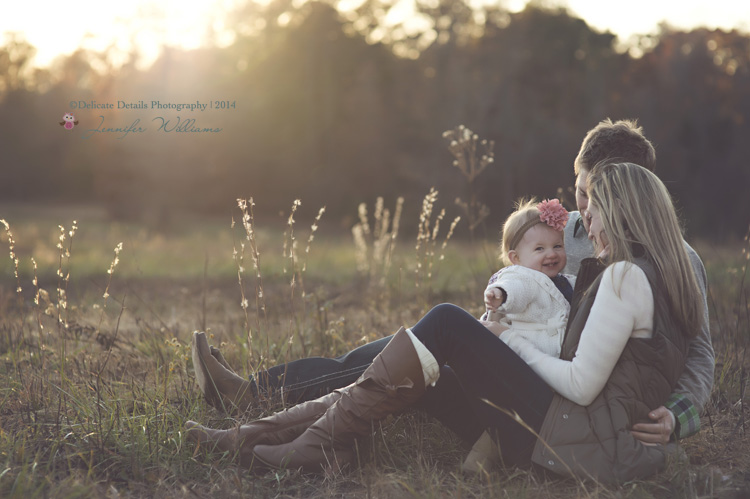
[563,119,713,443]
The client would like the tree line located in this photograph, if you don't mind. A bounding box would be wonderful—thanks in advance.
[1,1,748,238]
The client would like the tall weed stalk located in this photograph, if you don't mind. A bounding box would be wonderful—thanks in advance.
[234,198,265,365]
[443,125,495,240]
[414,188,460,310]
[351,196,404,290]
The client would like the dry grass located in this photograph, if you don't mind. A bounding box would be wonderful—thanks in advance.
[0,204,748,498]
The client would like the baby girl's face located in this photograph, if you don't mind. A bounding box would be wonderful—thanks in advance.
[510,224,567,278]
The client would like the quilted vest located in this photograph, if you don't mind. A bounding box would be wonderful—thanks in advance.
[531,257,690,483]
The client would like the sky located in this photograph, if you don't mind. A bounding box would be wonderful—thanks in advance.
[3,0,750,69]
[540,0,750,41]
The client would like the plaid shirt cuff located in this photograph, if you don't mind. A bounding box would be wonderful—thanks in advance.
[665,393,701,440]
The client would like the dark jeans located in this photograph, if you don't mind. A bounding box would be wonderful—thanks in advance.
[252,304,554,463]
[252,335,393,403]
[411,303,554,466]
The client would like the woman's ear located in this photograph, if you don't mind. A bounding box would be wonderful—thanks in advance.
[508,250,520,265]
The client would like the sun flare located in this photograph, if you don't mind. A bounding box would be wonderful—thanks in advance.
[2,0,750,69]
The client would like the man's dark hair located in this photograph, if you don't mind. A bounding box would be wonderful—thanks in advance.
[574,118,656,174]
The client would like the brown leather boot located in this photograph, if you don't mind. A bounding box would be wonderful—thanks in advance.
[252,327,427,472]
[192,331,255,415]
[210,345,235,373]
[186,390,343,467]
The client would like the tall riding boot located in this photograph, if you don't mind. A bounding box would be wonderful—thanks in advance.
[252,327,430,472]
[192,331,255,415]
[210,344,235,373]
[186,390,343,467]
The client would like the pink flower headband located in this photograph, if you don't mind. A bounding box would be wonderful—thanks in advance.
[508,199,569,250]
[537,198,569,231]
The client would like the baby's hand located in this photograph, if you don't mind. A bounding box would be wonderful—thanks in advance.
[484,287,505,311]
[480,320,509,338]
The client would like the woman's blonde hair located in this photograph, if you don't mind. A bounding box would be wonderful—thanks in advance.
[499,198,540,266]
[587,162,702,338]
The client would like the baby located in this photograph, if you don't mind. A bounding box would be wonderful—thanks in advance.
[481,198,576,357]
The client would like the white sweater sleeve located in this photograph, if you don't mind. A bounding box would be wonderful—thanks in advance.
[490,272,534,314]
[504,262,654,406]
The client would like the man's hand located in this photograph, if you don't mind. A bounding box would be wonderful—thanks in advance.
[631,406,675,445]
[479,320,509,338]
[484,287,505,311]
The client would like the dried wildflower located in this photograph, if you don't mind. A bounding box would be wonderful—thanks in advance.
[442,125,495,235]
[352,224,369,273]
[357,203,370,235]
[288,199,301,226]
[303,206,326,270]
[2,219,22,295]
[352,197,402,282]
[441,216,461,252]
[235,197,265,354]
[101,242,123,300]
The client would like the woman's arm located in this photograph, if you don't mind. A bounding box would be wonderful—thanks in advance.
[504,262,654,406]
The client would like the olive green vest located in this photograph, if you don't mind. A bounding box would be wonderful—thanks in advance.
[531,258,690,483]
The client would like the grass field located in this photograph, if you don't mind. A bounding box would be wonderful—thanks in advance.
[0,202,748,498]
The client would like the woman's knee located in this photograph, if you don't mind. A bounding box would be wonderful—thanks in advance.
[425,303,474,324]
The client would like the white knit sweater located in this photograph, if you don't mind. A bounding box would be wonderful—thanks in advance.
[504,261,654,406]
[482,266,576,357]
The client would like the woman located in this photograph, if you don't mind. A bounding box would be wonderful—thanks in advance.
[187,162,703,483]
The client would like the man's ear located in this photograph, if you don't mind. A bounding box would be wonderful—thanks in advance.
[508,250,520,265]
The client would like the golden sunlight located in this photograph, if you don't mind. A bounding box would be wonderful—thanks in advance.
[2,0,242,69]
[2,0,749,70]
